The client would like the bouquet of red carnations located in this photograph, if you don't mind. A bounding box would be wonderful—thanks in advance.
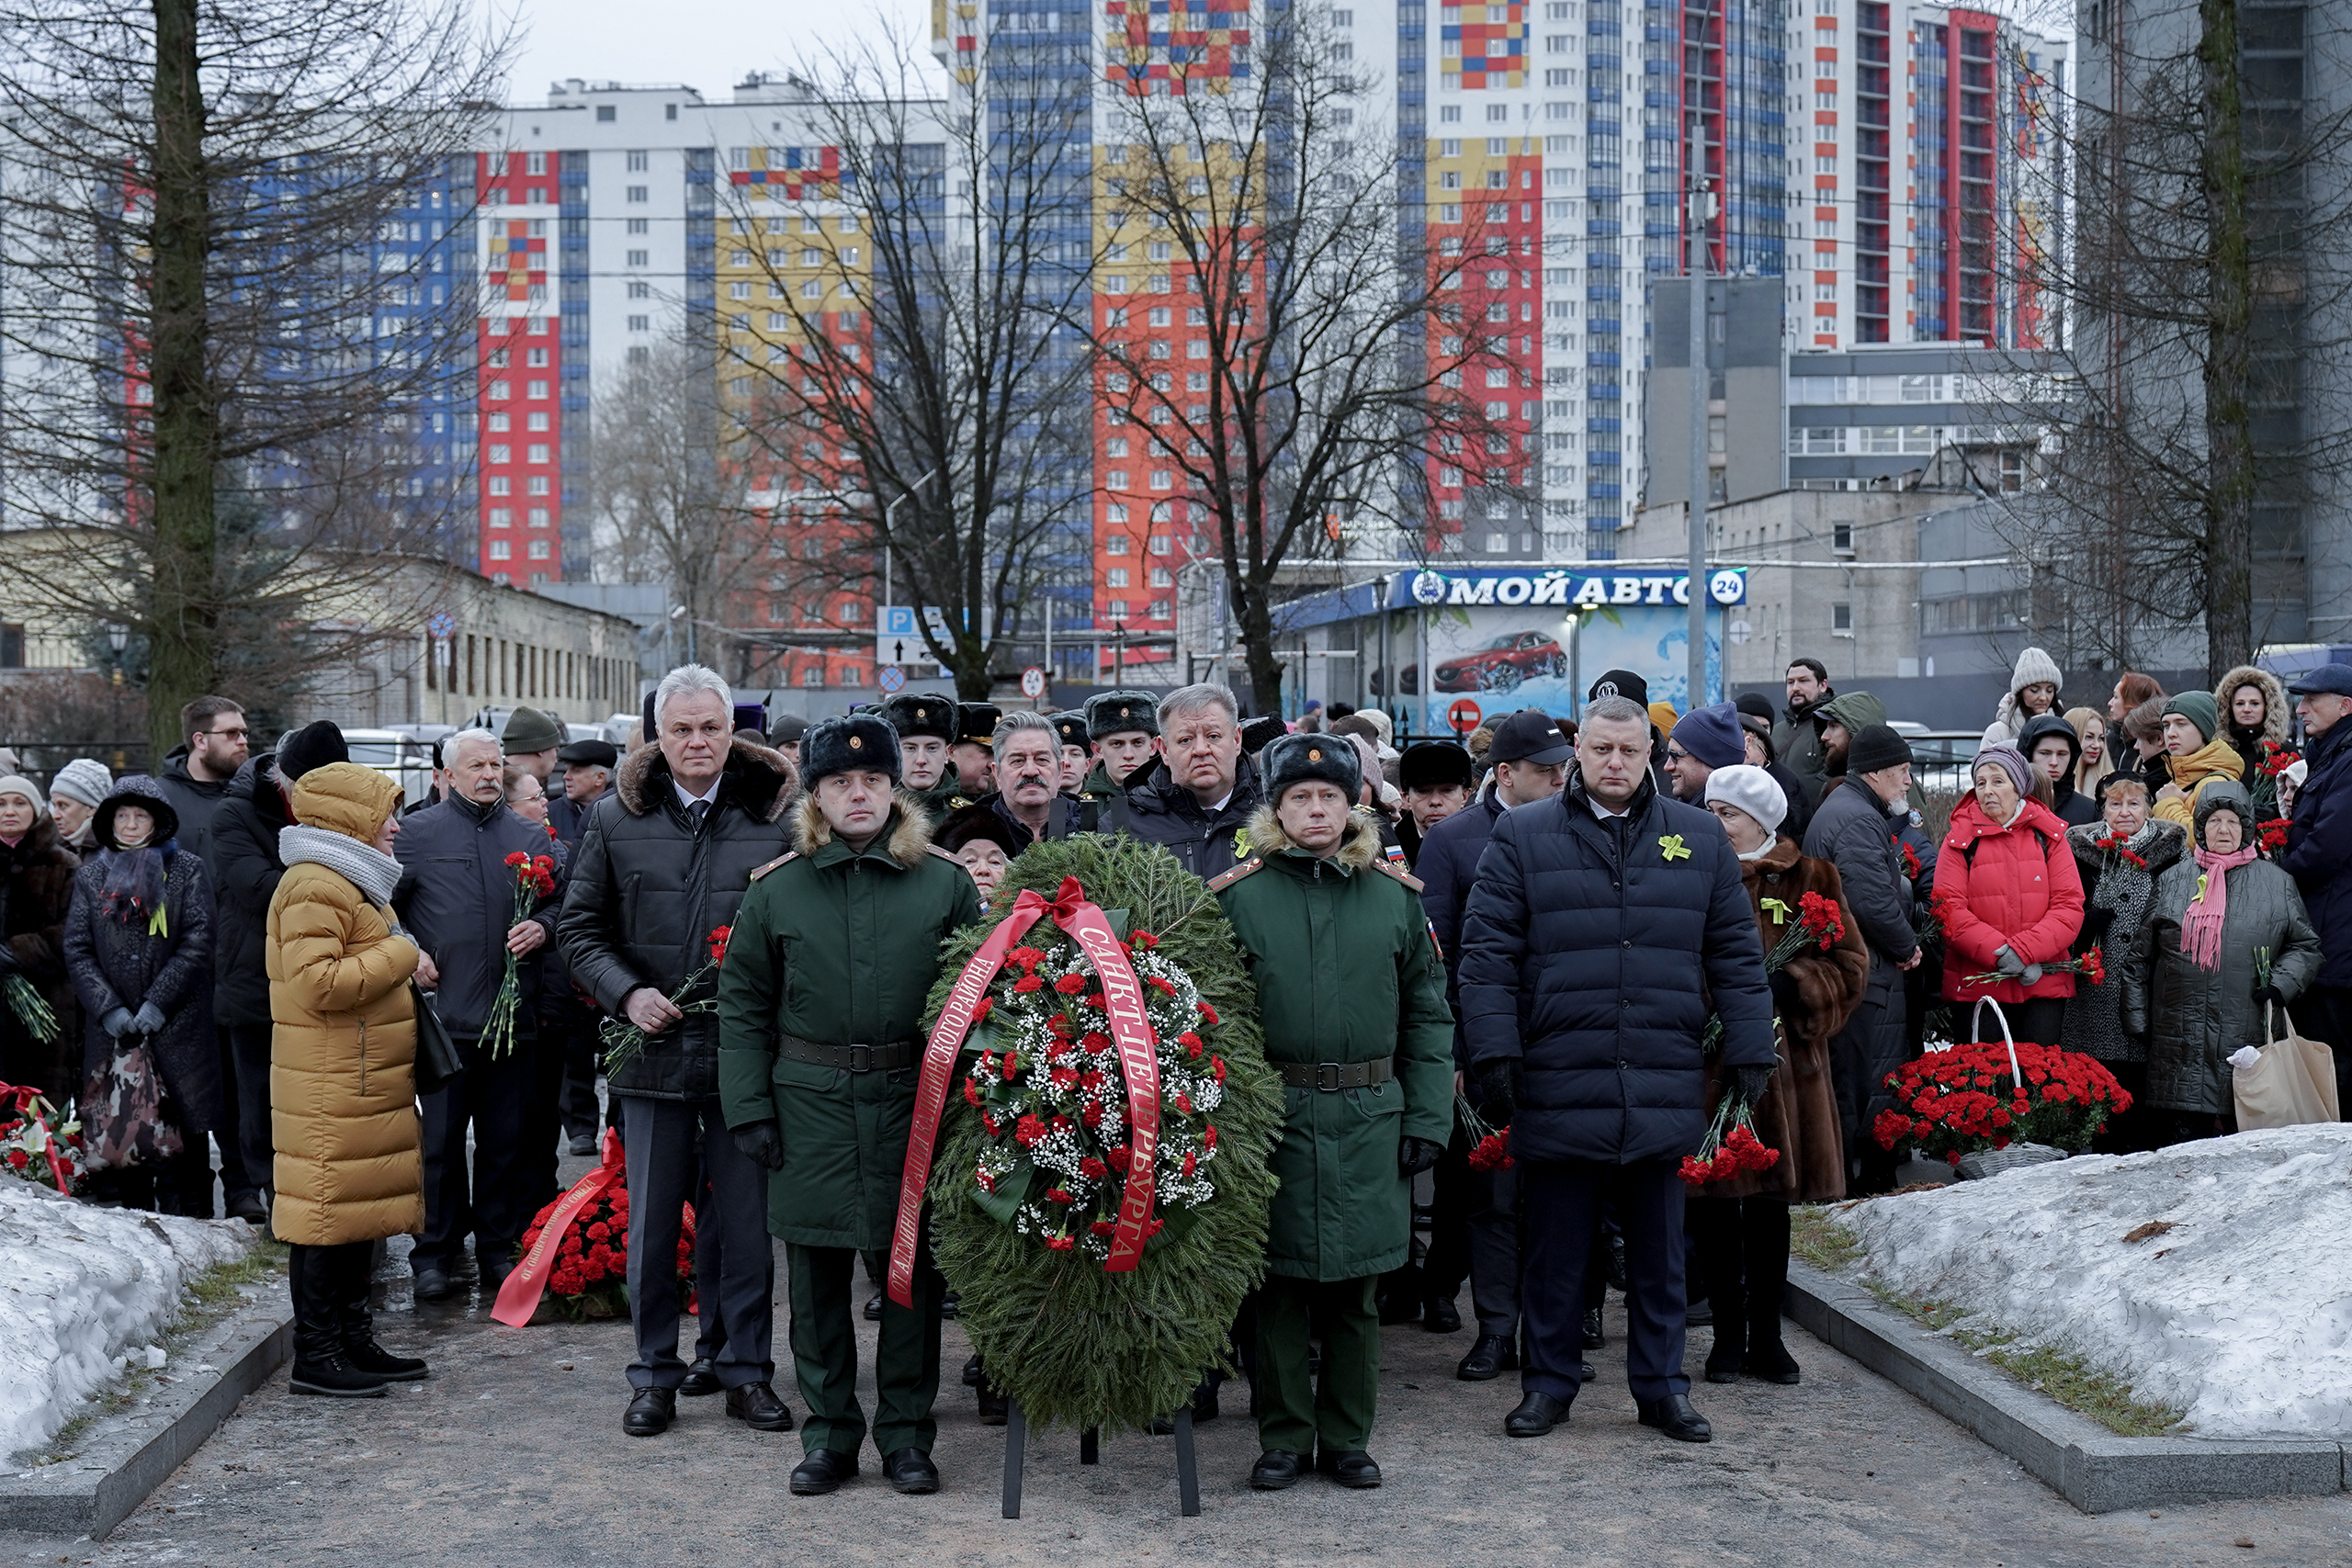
[1873,1037,2132,1165]
[1702,890,1849,1053]
[1679,1094,1781,1187]
[482,852,557,1057]
[1456,1094,1513,1171]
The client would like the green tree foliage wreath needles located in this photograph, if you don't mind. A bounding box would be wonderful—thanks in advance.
[921,834,1283,1432]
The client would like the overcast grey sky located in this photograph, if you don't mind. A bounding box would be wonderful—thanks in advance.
[503,0,933,107]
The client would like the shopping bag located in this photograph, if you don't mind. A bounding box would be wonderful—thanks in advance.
[81,1039,186,1169]
[2232,1005,2340,1130]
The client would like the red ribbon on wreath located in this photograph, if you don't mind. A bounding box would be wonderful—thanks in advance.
[0,1079,74,1196]
[888,875,1160,1307]
[492,1127,628,1327]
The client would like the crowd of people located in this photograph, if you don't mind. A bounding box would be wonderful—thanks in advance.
[1,644,2347,1495]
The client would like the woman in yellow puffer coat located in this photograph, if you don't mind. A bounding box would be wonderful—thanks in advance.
[266,762,428,1398]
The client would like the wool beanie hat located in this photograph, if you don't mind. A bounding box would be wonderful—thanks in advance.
[48,758,112,811]
[1847,723,1915,776]
[0,775,49,819]
[2163,690,2220,743]
[503,705,565,755]
[1589,668,1650,707]
[801,713,902,787]
[2008,645,2064,696]
[1733,691,1777,724]
[1972,745,2034,799]
[1703,763,1787,833]
[276,720,350,782]
[1261,732,1362,804]
[768,712,809,746]
[1670,702,1747,770]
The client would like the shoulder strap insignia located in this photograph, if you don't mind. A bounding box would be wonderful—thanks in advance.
[927,845,964,863]
[1371,858,1425,893]
[1205,857,1263,893]
[749,852,798,881]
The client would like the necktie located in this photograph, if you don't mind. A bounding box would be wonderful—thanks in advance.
[688,799,710,831]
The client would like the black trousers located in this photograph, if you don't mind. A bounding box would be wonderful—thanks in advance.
[211,1024,257,1205]
[618,1093,775,1393]
[416,1032,537,1275]
[225,1021,276,1199]
[547,994,604,1142]
[2290,984,2352,1116]
[1419,1137,1474,1306]
[1967,995,2066,1052]
[1688,1196,1791,1355]
[1519,1158,1688,1404]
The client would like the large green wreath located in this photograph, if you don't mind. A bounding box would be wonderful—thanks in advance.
[921,834,1282,1433]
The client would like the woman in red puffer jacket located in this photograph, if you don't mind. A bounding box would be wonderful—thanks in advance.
[1937,746,2086,1046]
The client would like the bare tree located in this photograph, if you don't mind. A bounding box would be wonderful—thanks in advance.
[0,0,508,753]
[1994,0,2352,674]
[718,37,1099,698]
[1082,2,1512,714]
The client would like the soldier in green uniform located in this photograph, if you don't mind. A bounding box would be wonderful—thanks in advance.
[1049,710,1091,795]
[880,692,970,814]
[1078,688,1163,801]
[1208,734,1454,1492]
[717,713,982,1498]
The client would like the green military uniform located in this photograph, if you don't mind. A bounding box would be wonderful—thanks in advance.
[1210,804,1453,1460]
[1078,756,1131,802]
[914,762,976,815]
[717,797,982,1460]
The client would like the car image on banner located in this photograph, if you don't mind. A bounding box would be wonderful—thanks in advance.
[1425,629,1569,693]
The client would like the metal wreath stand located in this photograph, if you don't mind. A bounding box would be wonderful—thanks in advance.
[1000,1401,1202,1518]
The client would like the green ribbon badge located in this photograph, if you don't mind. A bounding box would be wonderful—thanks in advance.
[1759,896,1792,926]
[1658,833,1691,863]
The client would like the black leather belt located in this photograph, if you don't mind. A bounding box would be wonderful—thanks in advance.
[778,1034,917,1073]
[1276,1056,1395,1091]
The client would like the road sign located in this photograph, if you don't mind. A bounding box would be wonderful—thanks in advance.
[877,665,907,694]
[1019,666,1047,699]
[1448,697,1482,735]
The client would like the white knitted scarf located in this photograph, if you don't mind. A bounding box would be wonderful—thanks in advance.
[279,825,401,908]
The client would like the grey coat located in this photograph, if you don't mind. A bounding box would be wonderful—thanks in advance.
[2122,788,2323,1115]
[2060,818,2187,1065]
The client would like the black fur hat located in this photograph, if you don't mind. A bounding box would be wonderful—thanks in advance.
[1398,739,1474,792]
[800,713,902,787]
[1085,690,1160,741]
[881,693,957,744]
[1260,732,1362,804]
[1050,711,1091,751]
[1239,715,1287,756]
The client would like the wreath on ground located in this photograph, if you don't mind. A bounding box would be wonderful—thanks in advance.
[920,834,1282,1433]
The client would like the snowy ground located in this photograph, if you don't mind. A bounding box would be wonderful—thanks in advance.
[0,1182,257,1460]
[1826,1123,2352,1440]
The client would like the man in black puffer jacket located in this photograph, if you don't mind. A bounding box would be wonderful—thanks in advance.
[560,665,797,1438]
[1459,696,1774,1447]
[206,722,348,1226]
[1102,684,1263,880]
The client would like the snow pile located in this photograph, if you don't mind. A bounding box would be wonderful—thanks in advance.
[1829,1123,2352,1440]
[0,1182,256,1460]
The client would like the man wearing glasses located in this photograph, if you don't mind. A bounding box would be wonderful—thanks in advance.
[158,695,250,863]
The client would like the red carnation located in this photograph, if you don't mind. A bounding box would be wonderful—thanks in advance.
[1001,1050,1021,1080]
[1046,1187,1075,1203]
[1013,975,1044,993]
[1177,1032,1203,1055]
[1105,1143,1132,1171]
[1014,1113,1049,1147]
[1091,1219,1118,1235]
[1129,930,1159,949]
[963,1076,984,1108]
[1203,1125,1217,1149]
[1079,1156,1109,1179]
[1054,973,1088,995]
[1196,1001,1220,1026]
[1210,1056,1227,1082]
[503,851,529,867]
[1045,1235,1075,1251]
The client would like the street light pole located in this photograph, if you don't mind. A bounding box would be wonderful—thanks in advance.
[882,466,941,612]
[1687,107,1711,710]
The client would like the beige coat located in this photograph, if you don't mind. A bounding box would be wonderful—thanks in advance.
[266,764,424,1246]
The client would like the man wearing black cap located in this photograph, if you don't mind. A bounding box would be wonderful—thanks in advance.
[881,694,968,812]
[1209,733,1453,1491]
[1048,711,1091,794]
[549,738,617,847]
[1080,689,1162,799]
[1411,710,1571,1375]
[768,712,808,771]
[1589,669,1670,787]
[1734,694,1813,846]
[208,719,349,1227]
[2284,662,2352,1099]
[1801,721,1923,1194]
[718,711,980,1497]
[1396,740,1474,871]
[951,704,1000,799]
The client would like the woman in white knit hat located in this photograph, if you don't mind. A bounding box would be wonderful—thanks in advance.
[1981,647,2064,749]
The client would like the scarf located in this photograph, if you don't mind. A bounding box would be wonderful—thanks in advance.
[97,844,172,934]
[279,825,401,908]
[2181,841,2259,970]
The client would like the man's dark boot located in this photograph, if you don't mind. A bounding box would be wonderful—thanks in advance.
[679,1357,721,1396]
[623,1387,676,1436]
[1249,1450,1305,1490]
[1504,1391,1569,1437]
[334,1244,426,1382]
[1455,1333,1516,1381]
[725,1382,795,1430]
[288,1246,387,1399]
[792,1450,860,1495]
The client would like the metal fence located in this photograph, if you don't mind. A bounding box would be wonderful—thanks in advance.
[0,740,154,781]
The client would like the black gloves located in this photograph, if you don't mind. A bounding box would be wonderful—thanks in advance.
[732,1122,786,1172]
[1476,1060,1520,1127]
[0,944,19,977]
[1398,1136,1445,1177]
[2254,985,2286,1010]
[1732,1064,1774,1110]
[1767,969,1801,1014]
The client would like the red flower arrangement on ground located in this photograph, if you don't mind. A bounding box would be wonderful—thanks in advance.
[1872,1037,2132,1165]
[1680,1096,1781,1187]
[0,1084,85,1194]
[514,1181,696,1321]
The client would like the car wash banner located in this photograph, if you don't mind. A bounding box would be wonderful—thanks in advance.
[1382,568,1747,731]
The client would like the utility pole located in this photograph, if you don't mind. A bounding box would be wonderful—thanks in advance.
[1686,107,1711,709]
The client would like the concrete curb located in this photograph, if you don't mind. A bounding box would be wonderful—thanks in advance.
[0,1282,293,1539]
[1785,1260,2347,1514]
